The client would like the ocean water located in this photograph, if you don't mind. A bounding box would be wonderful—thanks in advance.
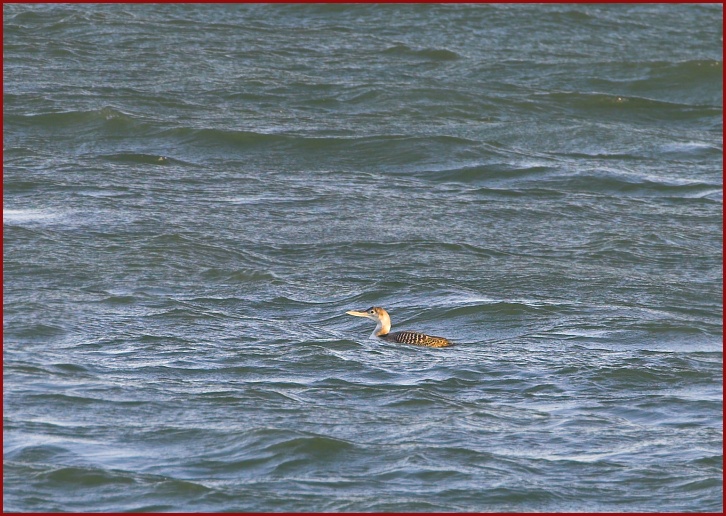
[3,3,722,512]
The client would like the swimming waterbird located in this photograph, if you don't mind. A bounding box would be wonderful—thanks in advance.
[345,306,451,348]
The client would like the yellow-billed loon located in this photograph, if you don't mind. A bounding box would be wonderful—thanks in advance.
[345,306,451,348]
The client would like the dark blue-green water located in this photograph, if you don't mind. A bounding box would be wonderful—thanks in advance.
[3,3,723,512]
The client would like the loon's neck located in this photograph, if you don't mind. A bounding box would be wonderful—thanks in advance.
[370,312,392,339]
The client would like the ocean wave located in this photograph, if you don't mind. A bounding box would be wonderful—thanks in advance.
[541,91,721,119]
[3,459,213,512]
[163,127,478,154]
[413,163,557,184]
[542,169,722,199]
[5,106,152,131]
[382,43,460,61]
[99,152,180,165]
[587,59,723,106]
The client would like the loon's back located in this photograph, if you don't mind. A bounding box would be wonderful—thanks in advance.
[380,331,451,348]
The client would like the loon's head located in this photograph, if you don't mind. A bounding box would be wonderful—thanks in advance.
[345,306,392,338]
[345,306,387,321]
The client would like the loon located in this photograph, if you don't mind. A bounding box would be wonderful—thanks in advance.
[345,306,452,348]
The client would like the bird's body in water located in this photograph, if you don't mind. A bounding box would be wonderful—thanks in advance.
[345,306,452,348]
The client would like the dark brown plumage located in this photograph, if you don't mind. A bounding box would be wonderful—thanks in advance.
[381,331,452,348]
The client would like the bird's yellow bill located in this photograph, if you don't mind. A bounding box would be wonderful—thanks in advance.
[345,310,369,317]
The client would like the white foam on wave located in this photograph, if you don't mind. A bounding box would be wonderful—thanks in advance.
[659,141,719,154]
[3,208,58,224]
[444,293,577,308]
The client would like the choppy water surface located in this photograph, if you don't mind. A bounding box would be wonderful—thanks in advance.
[3,3,722,512]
